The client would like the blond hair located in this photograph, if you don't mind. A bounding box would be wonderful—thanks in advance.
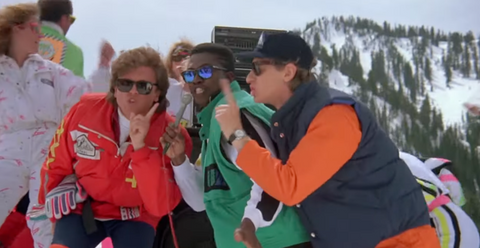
[0,3,38,55]
[289,58,318,91]
[165,39,195,78]
[106,46,170,112]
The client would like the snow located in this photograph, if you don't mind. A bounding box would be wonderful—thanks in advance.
[305,19,479,128]
[429,77,480,126]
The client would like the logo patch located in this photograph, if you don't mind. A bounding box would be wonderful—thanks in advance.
[120,206,140,220]
[38,36,66,64]
[257,32,266,49]
[40,78,54,87]
[74,134,98,159]
[38,40,55,60]
[204,163,230,192]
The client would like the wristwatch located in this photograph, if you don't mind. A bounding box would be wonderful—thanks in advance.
[228,129,247,145]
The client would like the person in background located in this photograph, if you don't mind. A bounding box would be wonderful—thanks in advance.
[464,87,480,116]
[423,157,466,207]
[216,32,441,248]
[400,152,479,248]
[165,40,195,127]
[37,0,84,78]
[39,47,200,248]
[162,42,311,248]
[0,3,111,248]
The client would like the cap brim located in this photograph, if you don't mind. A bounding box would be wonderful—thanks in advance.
[235,51,268,60]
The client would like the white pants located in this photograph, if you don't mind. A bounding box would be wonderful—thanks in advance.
[0,126,55,248]
[431,202,480,248]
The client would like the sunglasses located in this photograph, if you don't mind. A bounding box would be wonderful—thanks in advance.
[251,60,274,76]
[70,15,76,24]
[181,65,227,83]
[116,79,157,95]
[172,55,189,62]
[30,22,41,34]
[16,22,40,34]
[251,60,294,76]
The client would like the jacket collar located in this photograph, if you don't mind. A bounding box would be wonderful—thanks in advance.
[41,21,64,36]
[271,80,319,124]
[0,54,45,65]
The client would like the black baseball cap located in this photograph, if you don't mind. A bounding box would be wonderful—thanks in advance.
[236,32,314,70]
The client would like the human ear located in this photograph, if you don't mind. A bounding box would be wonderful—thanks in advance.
[283,63,297,82]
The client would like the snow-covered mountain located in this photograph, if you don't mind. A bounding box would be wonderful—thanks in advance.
[298,16,480,226]
[305,16,479,126]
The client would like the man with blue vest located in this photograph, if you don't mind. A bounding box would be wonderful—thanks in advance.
[215,32,441,248]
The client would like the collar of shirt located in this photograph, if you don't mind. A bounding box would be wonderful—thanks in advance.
[41,21,64,35]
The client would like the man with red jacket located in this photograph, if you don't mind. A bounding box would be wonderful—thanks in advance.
[38,47,198,248]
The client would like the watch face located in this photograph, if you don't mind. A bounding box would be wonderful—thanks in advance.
[235,129,246,138]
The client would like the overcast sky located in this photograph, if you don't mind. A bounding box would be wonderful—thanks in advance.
[2,0,480,75]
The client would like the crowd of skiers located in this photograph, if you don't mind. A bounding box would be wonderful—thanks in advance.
[0,0,479,248]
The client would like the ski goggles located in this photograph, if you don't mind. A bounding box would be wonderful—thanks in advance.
[116,79,157,95]
[181,65,227,83]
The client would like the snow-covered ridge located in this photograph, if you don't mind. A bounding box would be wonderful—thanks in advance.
[302,17,480,127]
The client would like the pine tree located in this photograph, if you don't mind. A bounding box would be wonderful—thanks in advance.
[403,62,416,101]
[420,95,431,127]
[331,44,339,69]
[444,57,453,87]
[473,44,480,79]
[312,32,321,57]
[463,44,471,77]
[424,57,433,90]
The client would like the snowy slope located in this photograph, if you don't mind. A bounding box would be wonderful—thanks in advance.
[305,17,479,127]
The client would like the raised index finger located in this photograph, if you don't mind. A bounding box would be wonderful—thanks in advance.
[145,103,159,119]
[220,79,237,106]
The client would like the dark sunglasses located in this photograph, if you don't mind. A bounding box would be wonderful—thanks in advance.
[181,65,227,83]
[252,60,295,76]
[116,79,157,95]
[251,61,273,76]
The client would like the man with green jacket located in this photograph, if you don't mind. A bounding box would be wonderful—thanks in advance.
[161,43,311,248]
[38,0,84,77]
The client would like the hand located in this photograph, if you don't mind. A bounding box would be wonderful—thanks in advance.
[129,103,159,150]
[99,41,115,67]
[215,79,242,138]
[44,174,87,221]
[160,123,186,165]
[234,218,262,248]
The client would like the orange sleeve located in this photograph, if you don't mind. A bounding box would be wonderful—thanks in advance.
[236,104,362,206]
[38,103,79,205]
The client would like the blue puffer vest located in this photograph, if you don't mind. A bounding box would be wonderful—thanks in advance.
[270,81,430,248]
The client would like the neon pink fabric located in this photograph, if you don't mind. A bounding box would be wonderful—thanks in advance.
[439,174,458,182]
[101,238,113,248]
[428,194,451,212]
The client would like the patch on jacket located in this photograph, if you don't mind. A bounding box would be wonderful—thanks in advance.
[74,134,100,160]
[40,78,54,87]
[204,163,230,192]
[39,37,66,64]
